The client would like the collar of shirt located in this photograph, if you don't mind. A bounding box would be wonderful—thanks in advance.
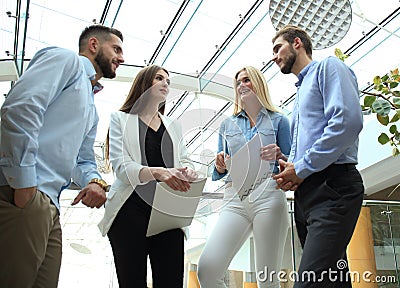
[295,61,317,88]
[78,55,103,94]
[234,109,272,141]
[235,108,269,120]
[79,55,96,79]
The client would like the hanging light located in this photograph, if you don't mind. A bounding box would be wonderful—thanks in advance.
[269,0,352,50]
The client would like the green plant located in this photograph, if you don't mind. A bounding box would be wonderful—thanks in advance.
[361,68,400,156]
[335,48,400,156]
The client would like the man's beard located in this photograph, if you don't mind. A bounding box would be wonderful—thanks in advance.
[95,49,116,79]
[280,46,296,74]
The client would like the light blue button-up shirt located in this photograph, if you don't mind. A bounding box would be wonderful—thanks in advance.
[213,108,291,180]
[289,56,363,179]
[0,47,101,209]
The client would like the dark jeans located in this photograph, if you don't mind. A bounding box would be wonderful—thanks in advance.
[294,164,364,288]
[108,192,184,288]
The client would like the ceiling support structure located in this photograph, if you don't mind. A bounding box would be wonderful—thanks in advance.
[99,0,113,25]
[149,0,191,65]
[198,0,264,79]
[10,0,30,76]
[347,6,400,56]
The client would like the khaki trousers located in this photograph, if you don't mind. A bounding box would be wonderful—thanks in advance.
[0,185,62,288]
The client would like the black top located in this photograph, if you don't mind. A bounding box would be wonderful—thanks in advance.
[141,119,173,169]
[131,118,174,207]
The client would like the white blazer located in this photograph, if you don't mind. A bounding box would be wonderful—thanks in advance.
[98,111,194,236]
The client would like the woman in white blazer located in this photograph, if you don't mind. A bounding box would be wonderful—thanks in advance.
[98,65,197,288]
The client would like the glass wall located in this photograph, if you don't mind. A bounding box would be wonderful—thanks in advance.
[368,201,400,288]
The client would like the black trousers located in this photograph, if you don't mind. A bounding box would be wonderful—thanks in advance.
[293,164,364,288]
[108,192,184,288]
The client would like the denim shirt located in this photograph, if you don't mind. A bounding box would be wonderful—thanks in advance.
[212,108,291,181]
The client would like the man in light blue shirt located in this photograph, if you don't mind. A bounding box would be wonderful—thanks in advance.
[0,25,124,287]
[271,26,364,288]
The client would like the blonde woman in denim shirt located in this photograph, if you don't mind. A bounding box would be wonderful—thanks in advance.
[197,66,291,288]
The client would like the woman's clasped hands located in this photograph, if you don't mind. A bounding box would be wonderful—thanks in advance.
[156,167,198,192]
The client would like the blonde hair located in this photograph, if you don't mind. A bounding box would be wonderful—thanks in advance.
[233,66,279,115]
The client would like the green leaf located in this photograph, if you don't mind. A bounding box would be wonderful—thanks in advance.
[375,84,384,91]
[389,125,398,134]
[363,95,376,107]
[382,87,390,95]
[373,99,391,116]
[373,76,381,86]
[377,114,389,125]
[390,112,400,123]
[334,48,348,62]
[390,82,399,89]
[382,75,390,82]
[378,133,390,144]
[393,147,400,157]
[393,97,400,107]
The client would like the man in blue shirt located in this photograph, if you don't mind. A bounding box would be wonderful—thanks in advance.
[271,26,364,288]
[0,25,124,287]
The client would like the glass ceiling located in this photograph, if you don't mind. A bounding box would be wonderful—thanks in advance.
[2,0,400,117]
[1,0,400,287]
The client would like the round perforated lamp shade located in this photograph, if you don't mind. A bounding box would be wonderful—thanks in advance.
[269,0,352,50]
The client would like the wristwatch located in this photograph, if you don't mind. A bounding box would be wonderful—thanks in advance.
[88,178,110,192]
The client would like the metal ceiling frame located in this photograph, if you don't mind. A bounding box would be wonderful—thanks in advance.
[149,0,191,65]
[9,0,30,76]
[197,0,264,78]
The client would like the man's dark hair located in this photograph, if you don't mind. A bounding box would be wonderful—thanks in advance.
[79,25,123,52]
[272,25,313,58]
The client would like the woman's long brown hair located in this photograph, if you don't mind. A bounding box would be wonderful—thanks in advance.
[104,65,169,169]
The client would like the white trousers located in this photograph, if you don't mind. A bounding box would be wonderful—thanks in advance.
[197,180,289,288]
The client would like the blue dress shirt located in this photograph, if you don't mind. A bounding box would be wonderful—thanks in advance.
[212,108,291,180]
[289,56,363,179]
[0,47,101,210]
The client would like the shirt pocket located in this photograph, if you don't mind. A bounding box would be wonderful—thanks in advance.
[225,129,246,156]
[257,128,276,146]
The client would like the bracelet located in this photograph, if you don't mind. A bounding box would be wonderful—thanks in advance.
[88,178,110,192]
